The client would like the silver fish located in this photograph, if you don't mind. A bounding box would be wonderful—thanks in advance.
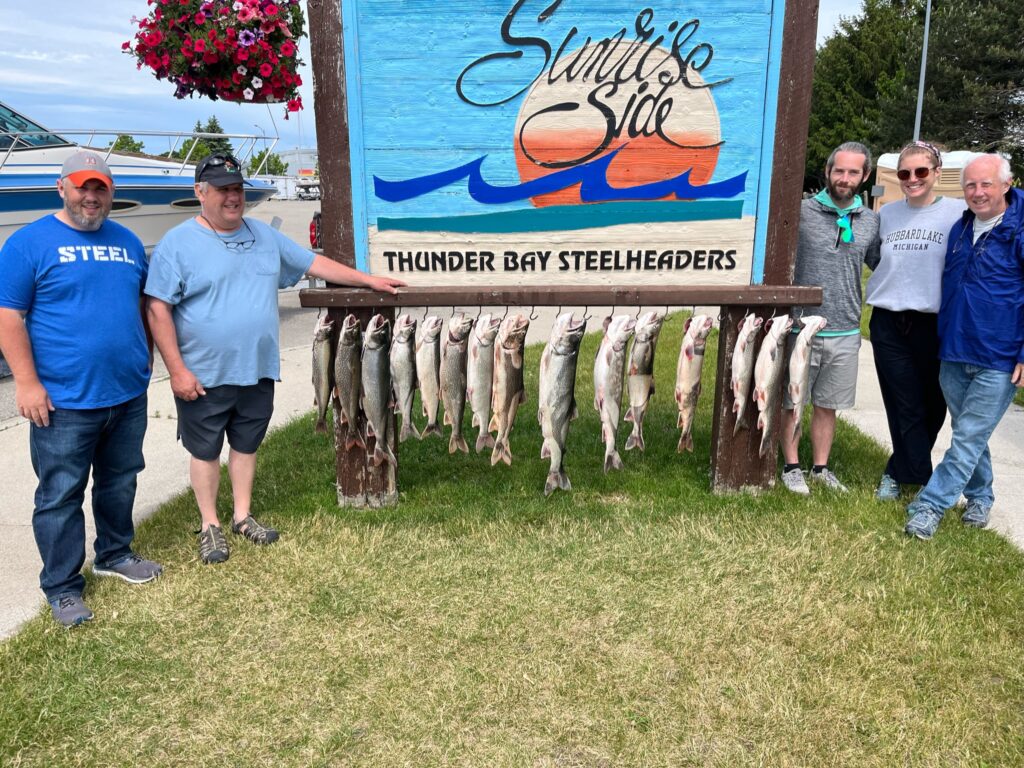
[415,315,444,439]
[753,314,794,458]
[312,315,334,434]
[538,312,587,496]
[731,312,764,436]
[624,311,664,452]
[489,313,530,466]
[675,314,714,453]
[390,313,419,442]
[440,312,475,454]
[593,314,636,472]
[787,315,827,441]
[333,314,365,450]
[467,313,501,453]
[361,314,396,467]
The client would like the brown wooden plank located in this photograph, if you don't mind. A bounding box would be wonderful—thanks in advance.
[709,0,819,492]
[299,285,822,309]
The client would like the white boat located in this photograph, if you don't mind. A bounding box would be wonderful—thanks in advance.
[0,100,278,253]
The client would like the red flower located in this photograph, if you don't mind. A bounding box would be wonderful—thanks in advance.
[193,38,206,52]
[193,11,205,23]
[265,3,279,17]
[207,27,218,40]
[259,62,273,77]
[280,40,295,57]
[235,48,249,61]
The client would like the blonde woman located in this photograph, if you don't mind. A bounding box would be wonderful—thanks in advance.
[866,141,966,500]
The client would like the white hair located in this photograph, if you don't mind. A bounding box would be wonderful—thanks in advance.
[961,154,1013,186]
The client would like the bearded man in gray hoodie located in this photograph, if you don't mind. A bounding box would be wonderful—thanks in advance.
[780,142,880,495]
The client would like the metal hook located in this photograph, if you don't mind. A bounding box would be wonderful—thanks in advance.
[421,305,429,322]
[475,305,483,320]
[635,304,643,320]
[529,305,540,322]
[582,305,593,322]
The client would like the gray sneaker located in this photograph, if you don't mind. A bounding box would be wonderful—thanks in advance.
[93,554,163,584]
[809,467,848,492]
[906,508,943,540]
[781,467,810,495]
[961,501,991,528]
[50,595,94,628]
[875,473,900,501]
[198,525,229,564]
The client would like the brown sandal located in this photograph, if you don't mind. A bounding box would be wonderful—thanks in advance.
[231,515,280,545]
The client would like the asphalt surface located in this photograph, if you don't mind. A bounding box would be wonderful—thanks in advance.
[2,199,1023,639]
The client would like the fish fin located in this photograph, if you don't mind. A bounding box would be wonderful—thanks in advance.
[365,421,376,438]
[759,431,772,458]
[443,411,452,426]
[471,412,480,429]
[544,473,559,497]
[540,440,551,460]
[628,362,639,376]
[315,416,327,434]
[677,432,693,453]
[422,423,443,439]
[604,451,624,473]
[757,412,767,431]
[449,433,469,454]
[594,393,602,412]
[475,432,495,452]
[733,414,748,436]
[558,471,571,491]
[488,413,500,432]
[399,421,420,443]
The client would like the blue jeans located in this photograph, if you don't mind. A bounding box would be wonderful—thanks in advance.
[29,392,147,602]
[908,362,1016,517]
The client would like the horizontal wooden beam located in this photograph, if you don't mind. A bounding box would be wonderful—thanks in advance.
[299,285,822,309]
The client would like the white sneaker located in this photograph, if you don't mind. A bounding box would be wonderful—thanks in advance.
[809,467,848,492]
[781,468,810,495]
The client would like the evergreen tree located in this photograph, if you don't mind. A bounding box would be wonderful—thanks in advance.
[247,149,289,176]
[109,135,145,154]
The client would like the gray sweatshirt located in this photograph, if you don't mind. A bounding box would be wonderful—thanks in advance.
[793,196,881,332]
[867,196,966,313]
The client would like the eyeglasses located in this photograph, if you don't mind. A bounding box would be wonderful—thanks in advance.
[897,166,933,181]
[203,154,241,171]
[200,215,255,251]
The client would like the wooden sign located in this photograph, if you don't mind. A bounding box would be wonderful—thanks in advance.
[336,0,793,288]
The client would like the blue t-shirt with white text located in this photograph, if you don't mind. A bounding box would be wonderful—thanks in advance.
[144,218,314,387]
[0,215,150,408]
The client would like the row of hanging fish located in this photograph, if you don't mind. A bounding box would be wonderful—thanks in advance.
[312,308,826,492]
[729,312,828,457]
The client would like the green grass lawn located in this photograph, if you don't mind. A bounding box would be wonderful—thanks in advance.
[3,313,1023,767]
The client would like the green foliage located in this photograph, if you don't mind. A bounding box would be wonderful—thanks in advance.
[108,135,145,154]
[172,116,233,161]
[808,0,1024,187]
[247,148,289,176]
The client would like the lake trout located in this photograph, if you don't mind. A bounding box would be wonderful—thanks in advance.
[440,312,475,454]
[731,312,764,436]
[624,310,664,452]
[415,315,444,439]
[361,314,396,467]
[489,313,530,466]
[539,312,587,496]
[390,313,419,442]
[674,314,714,453]
[333,314,364,450]
[787,315,827,441]
[593,314,636,472]
[753,314,794,458]
[467,313,501,453]
[312,314,334,434]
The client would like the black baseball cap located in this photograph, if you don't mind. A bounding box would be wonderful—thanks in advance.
[195,154,249,187]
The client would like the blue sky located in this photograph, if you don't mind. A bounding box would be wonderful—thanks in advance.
[1,0,851,157]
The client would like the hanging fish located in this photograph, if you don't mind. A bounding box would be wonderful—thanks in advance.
[674,314,714,453]
[361,314,396,467]
[467,313,502,453]
[731,312,764,436]
[787,315,828,441]
[440,312,475,454]
[312,314,334,434]
[415,315,444,439]
[624,310,664,452]
[489,313,530,466]
[333,314,365,450]
[753,314,794,458]
[390,313,419,442]
[593,314,636,472]
[538,312,587,495]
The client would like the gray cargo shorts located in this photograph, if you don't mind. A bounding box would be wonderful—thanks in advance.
[175,379,275,460]
[783,333,860,411]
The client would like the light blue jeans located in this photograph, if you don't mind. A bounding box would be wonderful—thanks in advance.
[908,362,1016,517]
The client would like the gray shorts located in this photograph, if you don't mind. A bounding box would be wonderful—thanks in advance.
[175,379,275,460]
[783,333,860,411]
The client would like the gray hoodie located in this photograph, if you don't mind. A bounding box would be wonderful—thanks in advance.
[793,196,881,332]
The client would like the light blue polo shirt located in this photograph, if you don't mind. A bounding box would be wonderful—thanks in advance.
[145,218,314,388]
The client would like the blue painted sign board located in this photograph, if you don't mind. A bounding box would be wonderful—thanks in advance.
[340,0,786,286]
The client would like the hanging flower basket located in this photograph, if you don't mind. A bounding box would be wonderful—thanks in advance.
[124,0,306,116]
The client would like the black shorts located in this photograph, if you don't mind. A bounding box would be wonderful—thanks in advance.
[175,379,275,460]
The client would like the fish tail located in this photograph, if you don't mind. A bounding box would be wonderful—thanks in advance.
[491,439,512,466]
[422,423,443,439]
[544,472,560,497]
[677,431,693,453]
[733,412,749,436]
[759,430,772,458]
[449,433,469,454]
[558,470,571,491]
[624,427,645,452]
[604,451,624,473]
[475,431,495,453]
[315,416,327,434]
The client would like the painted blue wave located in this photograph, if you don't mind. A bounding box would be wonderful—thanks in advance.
[373,148,747,205]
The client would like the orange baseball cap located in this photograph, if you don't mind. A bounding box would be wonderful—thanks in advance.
[61,150,113,187]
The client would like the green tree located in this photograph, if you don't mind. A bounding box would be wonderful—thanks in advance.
[807,0,1024,187]
[247,148,289,176]
[108,135,145,154]
[174,116,234,162]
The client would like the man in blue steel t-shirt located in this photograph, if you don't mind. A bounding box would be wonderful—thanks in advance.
[0,151,163,628]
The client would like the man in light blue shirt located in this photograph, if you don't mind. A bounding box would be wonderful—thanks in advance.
[146,154,402,564]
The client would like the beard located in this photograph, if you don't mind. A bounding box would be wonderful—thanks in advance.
[64,200,110,231]
[826,178,856,204]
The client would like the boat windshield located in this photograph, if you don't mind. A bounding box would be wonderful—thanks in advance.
[0,103,72,151]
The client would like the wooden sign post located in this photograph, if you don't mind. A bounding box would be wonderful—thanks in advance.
[306,0,821,503]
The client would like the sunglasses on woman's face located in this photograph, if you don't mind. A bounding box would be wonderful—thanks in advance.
[897,166,933,181]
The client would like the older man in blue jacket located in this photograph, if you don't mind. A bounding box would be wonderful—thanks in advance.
[905,153,1024,540]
